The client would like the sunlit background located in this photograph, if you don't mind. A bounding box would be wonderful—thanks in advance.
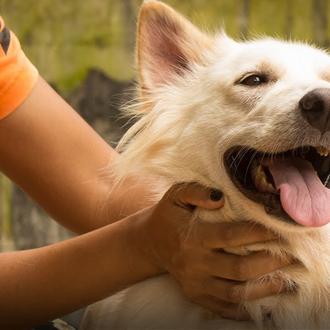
[0,0,329,251]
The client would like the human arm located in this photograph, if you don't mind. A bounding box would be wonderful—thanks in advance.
[0,77,150,233]
[0,209,158,328]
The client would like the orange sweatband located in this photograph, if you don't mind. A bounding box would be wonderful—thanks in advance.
[0,16,38,120]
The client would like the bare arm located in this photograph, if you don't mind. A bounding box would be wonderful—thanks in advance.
[0,209,159,327]
[0,77,149,233]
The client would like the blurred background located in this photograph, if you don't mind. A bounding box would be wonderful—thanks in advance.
[0,0,329,251]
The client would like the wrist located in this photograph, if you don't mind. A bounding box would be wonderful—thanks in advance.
[125,206,165,276]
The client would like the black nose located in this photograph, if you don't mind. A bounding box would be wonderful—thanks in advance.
[299,88,330,133]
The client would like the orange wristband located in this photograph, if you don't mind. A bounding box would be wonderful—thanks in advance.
[0,16,38,120]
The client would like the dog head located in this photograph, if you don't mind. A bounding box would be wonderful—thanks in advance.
[117,1,330,234]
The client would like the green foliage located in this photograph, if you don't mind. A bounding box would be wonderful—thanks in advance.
[0,0,136,92]
[0,0,328,93]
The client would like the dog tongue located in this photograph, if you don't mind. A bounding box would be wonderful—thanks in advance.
[268,158,330,227]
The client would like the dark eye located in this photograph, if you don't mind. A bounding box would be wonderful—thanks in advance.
[239,74,268,86]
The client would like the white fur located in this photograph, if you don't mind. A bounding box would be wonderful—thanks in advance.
[81,2,330,329]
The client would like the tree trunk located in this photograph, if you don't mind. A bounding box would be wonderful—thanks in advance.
[238,0,250,39]
[121,0,137,52]
[12,186,72,250]
[285,0,293,39]
[312,0,328,46]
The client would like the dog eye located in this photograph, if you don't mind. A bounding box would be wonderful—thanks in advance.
[239,74,268,86]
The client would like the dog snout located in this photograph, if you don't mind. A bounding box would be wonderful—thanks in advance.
[299,88,330,133]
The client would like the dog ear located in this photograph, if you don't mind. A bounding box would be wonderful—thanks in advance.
[137,0,212,90]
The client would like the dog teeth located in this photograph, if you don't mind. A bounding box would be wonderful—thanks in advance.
[251,162,277,193]
[316,146,330,157]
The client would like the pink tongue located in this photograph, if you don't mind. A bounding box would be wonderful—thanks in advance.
[269,158,330,227]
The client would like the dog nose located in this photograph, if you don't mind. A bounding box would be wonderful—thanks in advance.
[299,88,330,133]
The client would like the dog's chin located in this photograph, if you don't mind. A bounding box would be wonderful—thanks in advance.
[224,145,330,232]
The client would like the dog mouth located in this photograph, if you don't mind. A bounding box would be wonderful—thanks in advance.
[224,146,330,227]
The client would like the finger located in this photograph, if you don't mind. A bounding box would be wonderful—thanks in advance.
[205,277,286,303]
[221,307,251,322]
[202,277,244,303]
[191,296,250,321]
[208,251,291,281]
[168,183,224,210]
[240,277,287,301]
[220,303,251,321]
[193,221,277,249]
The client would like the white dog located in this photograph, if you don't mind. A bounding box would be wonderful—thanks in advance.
[80,1,330,329]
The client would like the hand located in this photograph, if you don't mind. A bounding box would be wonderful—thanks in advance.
[136,183,291,320]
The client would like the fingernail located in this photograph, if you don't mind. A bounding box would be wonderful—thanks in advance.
[210,189,223,201]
